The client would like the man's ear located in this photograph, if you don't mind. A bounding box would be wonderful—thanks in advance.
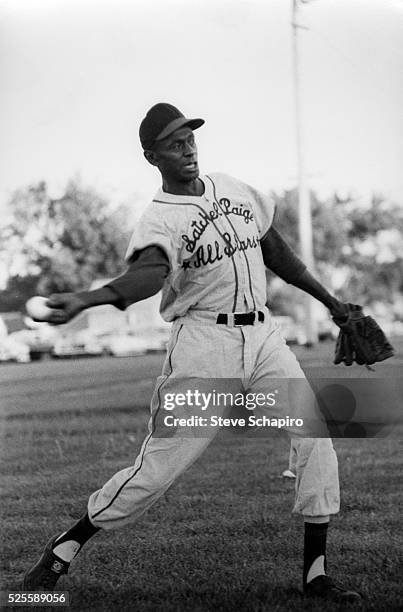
[144,149,159,166]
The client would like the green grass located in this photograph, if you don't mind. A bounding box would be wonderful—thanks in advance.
[1,403,402,611]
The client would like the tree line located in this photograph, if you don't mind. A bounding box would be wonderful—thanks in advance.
[0,179,402,317]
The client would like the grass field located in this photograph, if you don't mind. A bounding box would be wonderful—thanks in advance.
[1,344,402,611]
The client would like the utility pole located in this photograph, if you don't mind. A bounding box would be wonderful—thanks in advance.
[291,0,317,345]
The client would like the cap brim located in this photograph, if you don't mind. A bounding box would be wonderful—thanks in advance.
[156,117,205,141]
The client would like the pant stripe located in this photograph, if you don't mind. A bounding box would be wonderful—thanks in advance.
[90,325,182,520]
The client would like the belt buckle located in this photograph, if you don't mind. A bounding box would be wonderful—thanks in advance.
[234,313,244,327]
[227,313,236,327]
[227,313,242,327]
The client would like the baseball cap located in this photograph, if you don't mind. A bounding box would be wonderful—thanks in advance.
[139,103,205,150]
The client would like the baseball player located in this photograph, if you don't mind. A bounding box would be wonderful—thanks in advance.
[23,103,361,603]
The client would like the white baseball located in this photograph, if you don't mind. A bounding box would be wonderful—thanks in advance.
[26,296,53,321]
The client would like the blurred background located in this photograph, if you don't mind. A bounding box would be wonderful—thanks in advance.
[0,0,402,363]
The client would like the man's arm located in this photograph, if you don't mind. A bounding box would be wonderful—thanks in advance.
[45,246,170,325]
[105,245,170,309]
[261,226,348,318]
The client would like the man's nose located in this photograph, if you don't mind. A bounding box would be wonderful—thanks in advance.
[184,141,196,155]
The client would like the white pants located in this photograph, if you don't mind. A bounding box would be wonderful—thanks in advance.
[88,311,340,529]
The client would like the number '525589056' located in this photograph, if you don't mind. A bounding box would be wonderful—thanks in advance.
[1,591,69,606]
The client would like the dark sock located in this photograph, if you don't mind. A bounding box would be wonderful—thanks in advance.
[303,522,328,585]
[53,513,100,558]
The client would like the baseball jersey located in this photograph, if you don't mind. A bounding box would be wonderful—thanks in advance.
[125,173,275,321]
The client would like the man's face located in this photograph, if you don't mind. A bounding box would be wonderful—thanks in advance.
[146,126,199,183]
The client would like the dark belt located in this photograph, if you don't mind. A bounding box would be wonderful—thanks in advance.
[216,311,265,327]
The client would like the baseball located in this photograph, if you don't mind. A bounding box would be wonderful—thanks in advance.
[26,296,53,321]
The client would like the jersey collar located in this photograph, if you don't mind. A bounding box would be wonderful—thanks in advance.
[153,175,213,204]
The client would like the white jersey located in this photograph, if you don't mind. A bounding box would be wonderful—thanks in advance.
[89,175,339,534]
[125,173,275,321]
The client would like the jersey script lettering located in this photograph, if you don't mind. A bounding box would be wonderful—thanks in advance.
[184,233,260,269]
[182,198,254,253]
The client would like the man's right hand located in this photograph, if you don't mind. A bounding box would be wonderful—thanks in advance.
[45,293,89,325]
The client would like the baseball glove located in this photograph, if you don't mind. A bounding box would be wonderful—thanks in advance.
[333,303,395,366]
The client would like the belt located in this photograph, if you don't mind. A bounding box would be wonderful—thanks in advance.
[216,311,265,327]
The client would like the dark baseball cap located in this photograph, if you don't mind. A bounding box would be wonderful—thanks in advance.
[139,103,205,150]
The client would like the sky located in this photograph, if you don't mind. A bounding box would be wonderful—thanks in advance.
[1,0,403,216]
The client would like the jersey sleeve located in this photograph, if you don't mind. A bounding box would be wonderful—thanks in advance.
[241,182,275,239]
[124,206,174,265]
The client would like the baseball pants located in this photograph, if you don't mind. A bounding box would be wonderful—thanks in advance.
[88,310,340,529]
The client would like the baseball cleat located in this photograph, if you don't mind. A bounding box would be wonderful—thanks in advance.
[304,575,362,603]
[23,535,70,591]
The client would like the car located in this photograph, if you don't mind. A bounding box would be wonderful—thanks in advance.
[0,336,30,363]
[52,331,104,358]
[98,333,150,357]
[142,331,170,352]
[8,328,55,361]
